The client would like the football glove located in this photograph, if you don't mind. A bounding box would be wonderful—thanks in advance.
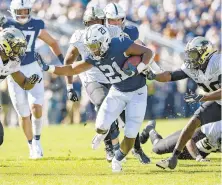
[27,74,40,84]
[144,70,156,80]
[0,15,7,27]
[184,92,203,104]
[35,52,49,71]
[67,88,79,102]
[122,63,138,77]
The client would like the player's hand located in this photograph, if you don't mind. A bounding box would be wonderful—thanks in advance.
[144,70,156,80]
[184,92,203,104]
[27,74,40,84]
[67,88,79,102]
[0,15,7,27]
[35,52,49,71]
[122,63,138,77]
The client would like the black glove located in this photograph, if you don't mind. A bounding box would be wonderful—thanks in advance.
[27,74,40,84]
[184,92,203,104]
[35,52,49,71]
[144,70,156,80]
[67,88,79,102]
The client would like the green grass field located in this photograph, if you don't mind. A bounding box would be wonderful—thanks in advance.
[0,119,221,185]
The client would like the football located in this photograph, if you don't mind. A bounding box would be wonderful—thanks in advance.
[123,55,142,69]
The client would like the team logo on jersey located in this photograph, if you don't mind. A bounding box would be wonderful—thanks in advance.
[28,27,34,29]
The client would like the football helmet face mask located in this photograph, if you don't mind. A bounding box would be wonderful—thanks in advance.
[0,28,27,60]
[184,36,214,69]
[10,0,32,24]
[84,24,111,60]
[83,6,105,27]
[104,3,126,29]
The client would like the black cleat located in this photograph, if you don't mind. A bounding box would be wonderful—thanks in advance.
[140,120,156,144]
[156,156,178,170]
[132,148,151,164]
[105,147,115,163]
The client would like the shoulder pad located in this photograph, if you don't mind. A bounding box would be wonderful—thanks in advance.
[70,30,85,44]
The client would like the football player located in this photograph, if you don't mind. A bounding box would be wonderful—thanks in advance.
[62,6,123,162]
[37,24,154,172]
[0,27,40,147]
[145,36,221,169]
[0,0,64,159]
[140,120,221,161]
[100,2,150,164]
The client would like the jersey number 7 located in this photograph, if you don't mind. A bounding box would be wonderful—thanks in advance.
[22,31,35,52]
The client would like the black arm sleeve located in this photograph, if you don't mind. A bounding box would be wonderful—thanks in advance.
[170,69,189,81]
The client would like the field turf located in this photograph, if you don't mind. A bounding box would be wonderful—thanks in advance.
[0,119,221,185]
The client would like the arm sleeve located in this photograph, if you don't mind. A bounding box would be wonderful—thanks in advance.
[170,69,189,81]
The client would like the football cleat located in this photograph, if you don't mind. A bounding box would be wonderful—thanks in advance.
[132,148,151,164]
[156,156,178,170]
[92,132,108,150]
[112,157,122,173]
[31,139,43,159]
[105,146,115,162]
[140,120,156,144]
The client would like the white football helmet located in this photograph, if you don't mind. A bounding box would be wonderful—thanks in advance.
[184,36,214,69]
[83,6,105,27]
[84,24,111,60]
[0,28,27,60]
[10,0,32,24]
[104,3,126,29]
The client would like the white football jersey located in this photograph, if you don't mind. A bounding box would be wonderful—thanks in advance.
[0,56,20,83]
[201,121,222,148]
[181,53,221,105]
[70,29,109,85]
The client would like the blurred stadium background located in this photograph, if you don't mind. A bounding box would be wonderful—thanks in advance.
[0,0,221,126]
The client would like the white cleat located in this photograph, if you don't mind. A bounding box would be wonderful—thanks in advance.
[112,157,122,173]
[91,133,108,150]
[31,139,43,159]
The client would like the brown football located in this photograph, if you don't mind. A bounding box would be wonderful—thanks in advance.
[123,56,142,69]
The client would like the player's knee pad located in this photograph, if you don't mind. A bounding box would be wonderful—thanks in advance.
[96,128,108,134]
[110,122,120,140]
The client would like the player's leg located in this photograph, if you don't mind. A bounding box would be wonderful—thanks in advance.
[112,86,149,172]
[0,121,4,146]
[93,87,126,155]
[157,101,221,169]
[85,82,116,161]
[7,76,33,157]
[27,62,44,159]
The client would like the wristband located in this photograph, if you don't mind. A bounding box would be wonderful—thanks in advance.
[58,54,64,64]
[137,62,146,74]
[48,65,55,73]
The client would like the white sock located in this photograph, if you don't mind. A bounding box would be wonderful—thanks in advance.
[32,116,42,138]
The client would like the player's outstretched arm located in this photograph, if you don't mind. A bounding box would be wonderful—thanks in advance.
[38,29,64,64]
[11,71,40,90]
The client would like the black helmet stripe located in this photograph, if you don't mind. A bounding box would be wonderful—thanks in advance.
[92,7,95,18]
[21,0,24,6]
[113,3,118,15]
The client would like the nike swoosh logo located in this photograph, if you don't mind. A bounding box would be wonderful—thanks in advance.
[208,78,213,81]
[138,93,143,95]
[28,27,34,29]
[111,57,115,60]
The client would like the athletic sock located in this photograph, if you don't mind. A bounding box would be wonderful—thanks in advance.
[133,134,141,150]
[115,149,126,161]
[172,149,181,157]
[113,143,120,151]
[150,129,163,145]
[32,117,42,138]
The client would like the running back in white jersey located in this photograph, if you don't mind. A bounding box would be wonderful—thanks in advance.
[181,53,221,105]
[69,26,123,86]
[0,56,20,83]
